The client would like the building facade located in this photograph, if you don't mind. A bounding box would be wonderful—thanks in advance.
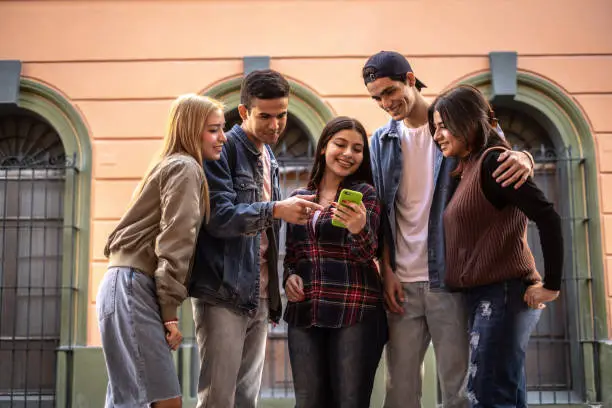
[1,0,612,406]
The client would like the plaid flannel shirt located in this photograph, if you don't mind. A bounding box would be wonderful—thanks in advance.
[283,182,384,328]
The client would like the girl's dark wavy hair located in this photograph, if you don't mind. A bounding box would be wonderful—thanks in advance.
[307,116,374,190]
[427,84,510,176]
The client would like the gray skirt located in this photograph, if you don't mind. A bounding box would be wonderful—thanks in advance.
[97,266,181,407]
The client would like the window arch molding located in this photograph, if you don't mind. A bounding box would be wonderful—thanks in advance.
[18,77,93,347]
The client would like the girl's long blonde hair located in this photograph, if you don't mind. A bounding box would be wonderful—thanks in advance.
[131,93,224,221]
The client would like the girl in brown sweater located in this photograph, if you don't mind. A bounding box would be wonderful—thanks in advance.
[428,85,563,408]
[97,94,226,408]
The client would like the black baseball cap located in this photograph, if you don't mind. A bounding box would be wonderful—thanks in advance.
[363,51,427,89]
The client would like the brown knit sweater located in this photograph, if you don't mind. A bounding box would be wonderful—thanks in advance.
[443,147,541,289]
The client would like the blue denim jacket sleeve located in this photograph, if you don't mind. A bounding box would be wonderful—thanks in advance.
[369,131,381,197]
[204,147,275,238]
[369,128,394,266]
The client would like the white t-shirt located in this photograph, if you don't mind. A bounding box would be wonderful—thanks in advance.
[394,123,437,283]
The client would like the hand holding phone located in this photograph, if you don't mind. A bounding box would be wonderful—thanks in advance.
[331,189,366,234]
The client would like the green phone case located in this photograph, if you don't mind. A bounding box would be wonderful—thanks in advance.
[332,188,363,228]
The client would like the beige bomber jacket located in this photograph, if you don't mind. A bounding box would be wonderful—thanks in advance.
[104,153,204,322]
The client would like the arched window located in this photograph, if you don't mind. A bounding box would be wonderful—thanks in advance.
[495,104,571,397]
[0,79,92,406]
[0,106,69,405]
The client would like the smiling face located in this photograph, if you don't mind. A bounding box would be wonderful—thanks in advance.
[322,129,365,179]
[432,110,470,158]
[201,108,227,160]
[366,76,417,121]
[239,97,289,148]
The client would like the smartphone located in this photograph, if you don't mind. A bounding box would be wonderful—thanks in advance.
[331,188,363,228]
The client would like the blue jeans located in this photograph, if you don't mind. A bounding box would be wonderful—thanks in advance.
[287,306,388,408]
[97,267,181,407]
[464,279,541,408]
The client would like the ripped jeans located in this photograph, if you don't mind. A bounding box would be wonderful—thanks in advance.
[464,279,541,408]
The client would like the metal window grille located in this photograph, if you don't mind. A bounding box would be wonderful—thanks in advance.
[0,112,77,408]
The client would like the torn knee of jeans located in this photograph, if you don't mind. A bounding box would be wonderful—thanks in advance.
[479,300,492,319]
[468,362,477,378]
[469,331,480,350]
[467,391,479,405]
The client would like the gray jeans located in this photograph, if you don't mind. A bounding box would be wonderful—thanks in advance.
[191,297,269,408]
[384,282,469,408]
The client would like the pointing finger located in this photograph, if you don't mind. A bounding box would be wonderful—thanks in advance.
[295,194,316,200]
[302,200,324,211]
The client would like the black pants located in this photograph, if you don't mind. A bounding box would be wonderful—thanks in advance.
[287,307,388,408]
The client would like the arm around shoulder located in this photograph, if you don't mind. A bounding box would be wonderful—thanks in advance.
[481,151,563,291]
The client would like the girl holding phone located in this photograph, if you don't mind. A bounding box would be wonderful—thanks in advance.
[284,116,387,408]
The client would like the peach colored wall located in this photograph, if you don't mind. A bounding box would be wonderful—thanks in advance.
[1,0,611,344]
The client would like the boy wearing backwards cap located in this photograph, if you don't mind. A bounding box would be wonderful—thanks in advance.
[363,51,534,408]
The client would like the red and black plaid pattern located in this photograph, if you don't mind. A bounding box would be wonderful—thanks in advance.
[283,182,384,328]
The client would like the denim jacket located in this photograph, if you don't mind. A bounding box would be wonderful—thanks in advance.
[189,125,282,323]
[370,119,459,290]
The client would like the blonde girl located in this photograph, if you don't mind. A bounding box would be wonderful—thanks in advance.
[97,94,226,408]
